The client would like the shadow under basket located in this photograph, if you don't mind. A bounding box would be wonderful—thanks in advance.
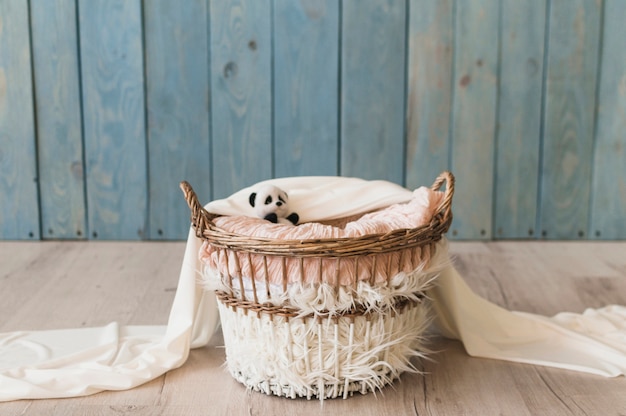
[180,172,455,400]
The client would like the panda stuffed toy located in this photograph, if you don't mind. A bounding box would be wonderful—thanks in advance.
[249,185,299,225]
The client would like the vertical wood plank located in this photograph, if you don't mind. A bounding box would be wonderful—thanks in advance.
[590,0,626,240]
[405,0,454,189]
[0,0,40,240]
[78,0,147,240]
[210,0,272,199]
[341,0,406,183]
[144,0,211,240]
[493,1,546,239]
[31,0,86,240]
[273,0,339,178]
[449,0,499,240]
[539,0,601,240]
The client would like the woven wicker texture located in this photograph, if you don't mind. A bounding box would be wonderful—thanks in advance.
[180,171,454,257]
[182,172,454,308]
[180,173,454,399]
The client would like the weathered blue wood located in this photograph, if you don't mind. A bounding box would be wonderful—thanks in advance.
[3,0,626,242]
[0,0,40,240]
[273,0,339,178]
[449,0,499,240]
[340,0,406,184]
[539,0,601,240]
[590,0,626,240]
[493,0,546,239]
[405,0,454,189]
[78,0,147,240]
[31,0,86,240]
[144,0,211,240]
[210,0,273,199]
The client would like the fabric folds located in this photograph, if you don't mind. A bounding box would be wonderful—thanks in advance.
[0,176,624,402]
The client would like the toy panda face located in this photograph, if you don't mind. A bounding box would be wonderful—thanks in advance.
[249,185,289,218]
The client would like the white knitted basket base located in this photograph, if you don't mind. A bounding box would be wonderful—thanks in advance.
[217,296,432,400]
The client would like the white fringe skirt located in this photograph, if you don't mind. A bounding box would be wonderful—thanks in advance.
[216,293,433,400]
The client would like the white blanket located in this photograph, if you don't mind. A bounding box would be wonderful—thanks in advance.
[1,176,624,401]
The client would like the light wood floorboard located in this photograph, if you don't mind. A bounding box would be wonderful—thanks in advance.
[1,241,625,415]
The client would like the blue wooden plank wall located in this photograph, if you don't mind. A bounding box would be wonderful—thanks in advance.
[1,0,625,241]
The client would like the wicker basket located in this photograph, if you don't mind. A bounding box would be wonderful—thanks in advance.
[180,172,454,399]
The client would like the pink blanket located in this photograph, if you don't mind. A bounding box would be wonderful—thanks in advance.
[199,187,444,292]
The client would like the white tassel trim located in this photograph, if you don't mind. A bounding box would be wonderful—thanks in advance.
[217,299,433,400]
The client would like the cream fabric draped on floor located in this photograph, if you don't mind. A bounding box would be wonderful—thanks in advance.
[1,176,625,402]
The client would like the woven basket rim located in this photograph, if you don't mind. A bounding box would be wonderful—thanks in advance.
[180,171,454,257]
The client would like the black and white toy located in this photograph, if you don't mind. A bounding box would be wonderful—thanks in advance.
[249,185,299,225]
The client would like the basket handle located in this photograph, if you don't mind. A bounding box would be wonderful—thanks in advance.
[180,181,214,238]
[430,171,455,224]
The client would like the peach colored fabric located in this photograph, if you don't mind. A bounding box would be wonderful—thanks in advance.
[199,187,443,288]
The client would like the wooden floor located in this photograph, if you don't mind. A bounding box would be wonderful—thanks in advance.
[1,241,625,415]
